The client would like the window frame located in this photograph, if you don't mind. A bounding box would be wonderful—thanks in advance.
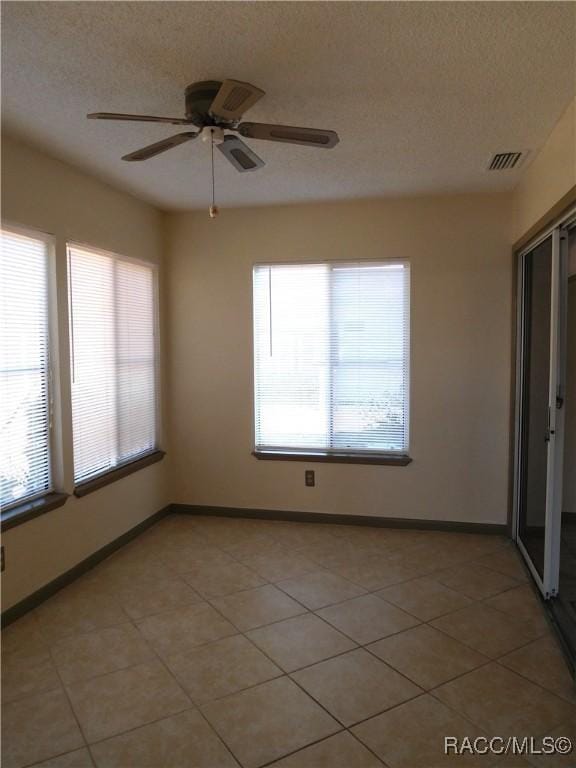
[251,258,412,464]
[0,221,65,524]
[66,240,162,492]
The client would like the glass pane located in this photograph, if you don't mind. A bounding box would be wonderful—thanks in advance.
[518,236,553,578]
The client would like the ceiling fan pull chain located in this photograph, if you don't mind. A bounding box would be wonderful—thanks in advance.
[209,129,219,218]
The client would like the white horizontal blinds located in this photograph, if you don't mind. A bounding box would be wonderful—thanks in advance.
[116,260,156,462]
[69,247,116,482]
[254,265,330,449]
[0,229,51,507]
[253,262,409,453]
[69,245,157,483]
[331,263,409,452]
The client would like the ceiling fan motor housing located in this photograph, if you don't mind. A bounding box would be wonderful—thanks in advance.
[185,81,229,126]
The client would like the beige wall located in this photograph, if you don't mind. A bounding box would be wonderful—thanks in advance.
[512,97,576,242]
[1,135,169,610]
[166,193,513,525]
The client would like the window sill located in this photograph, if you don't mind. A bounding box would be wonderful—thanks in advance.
[74,450,166,498]
[252,450,412,466]
[1,491,69,532]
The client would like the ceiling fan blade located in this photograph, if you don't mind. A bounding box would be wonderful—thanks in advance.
[88,112,191,125]
[238,122,339,149]
[217,136,265,172]
[209,80,265,121]
[122,132,198,161]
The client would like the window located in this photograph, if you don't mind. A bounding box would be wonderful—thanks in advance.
[1,227,52,508]
[253,261,410,457]
[68,244,158,485]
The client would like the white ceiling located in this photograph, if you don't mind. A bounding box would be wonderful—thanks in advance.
[2,2,575,210]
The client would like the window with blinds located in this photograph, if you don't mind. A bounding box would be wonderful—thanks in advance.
[68,244,158,484]
[1,228,52,508]
[253,261,410,455]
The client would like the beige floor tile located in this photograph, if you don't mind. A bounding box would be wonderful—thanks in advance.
[377,576,473,621]
[1,612,47,656]
[433,663,575,737]
[90,709,238,768]
[247,613,356,672]
[498,635,576,704]
[433,564,520,600]
[51,624,154,684]
[245,551,319,582]
[222,534,287,561]
[113,574,204,620]
[2,689,85,768]
[317,594,420,645]
[82,551,171,591]
[165,634,282,704]
[211,585,306,632]
[431,603,542,658]
[291,648,421,726]
[476,548,529,582]
[135,602,237,657]
[484,585,549,636]
[276,570,366,610]
[1,647,62,703]
[34,586,129,645]
[200,527,272,551]
[269,731,385,767]
[66,659,191,743]
[368,624,489,689]
[333,556,426,591]
[163,545,237,575]
[201,676,340,768]
[31,749,94,767]
[352,694,489,768]
[182,559,266,599]
[267,523,337,551]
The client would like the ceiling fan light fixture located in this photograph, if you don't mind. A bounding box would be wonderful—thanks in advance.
[201,126,225,144]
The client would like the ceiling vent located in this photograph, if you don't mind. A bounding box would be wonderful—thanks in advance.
[488,151,526,171]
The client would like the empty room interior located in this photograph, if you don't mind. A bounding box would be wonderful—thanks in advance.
[1,2,576,767]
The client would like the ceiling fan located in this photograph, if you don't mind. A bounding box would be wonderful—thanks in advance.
[87,79,339,172]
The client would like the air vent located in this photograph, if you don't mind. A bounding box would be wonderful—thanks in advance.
[488,151,524,171]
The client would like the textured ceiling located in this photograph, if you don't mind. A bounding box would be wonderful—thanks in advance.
[2,1,575,210]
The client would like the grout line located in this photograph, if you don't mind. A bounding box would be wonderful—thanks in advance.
[46,641,92,756]
[347,727,391,766]
[127,623,243,768]
[22,746,95,768]
[256,731,348,768]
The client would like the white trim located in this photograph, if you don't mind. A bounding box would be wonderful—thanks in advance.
[1,220,56,244]
[513,224,569,599]
[517,536,546,596]
[512,253,525,548]
[253,258,409,269]
[518,204,576,258]
[66,239,159,272]
[542,228,561,596]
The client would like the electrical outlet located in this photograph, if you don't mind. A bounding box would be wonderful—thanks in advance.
[1,546,5,572]
[305,470,315,487]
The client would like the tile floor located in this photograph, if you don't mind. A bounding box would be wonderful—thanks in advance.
[2,515,575,768]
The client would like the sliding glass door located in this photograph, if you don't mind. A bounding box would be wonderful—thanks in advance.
[515,228,566,598]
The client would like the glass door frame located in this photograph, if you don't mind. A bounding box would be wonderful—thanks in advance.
[513,221,569,598]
